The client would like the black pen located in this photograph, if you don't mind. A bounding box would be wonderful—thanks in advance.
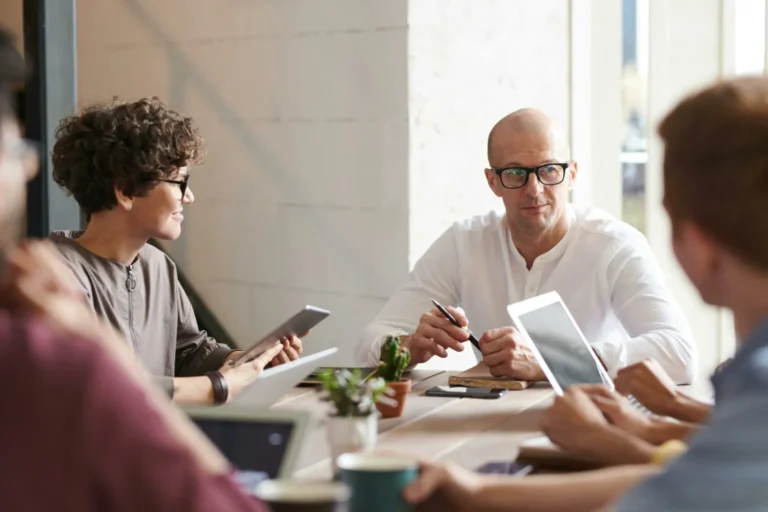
[430,298,481,351]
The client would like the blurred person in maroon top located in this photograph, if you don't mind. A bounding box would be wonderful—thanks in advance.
[0,27,271,512]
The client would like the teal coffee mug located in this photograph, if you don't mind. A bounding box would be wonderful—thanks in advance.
[336,453,418,512]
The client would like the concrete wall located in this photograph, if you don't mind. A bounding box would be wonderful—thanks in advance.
[407,0,570,264]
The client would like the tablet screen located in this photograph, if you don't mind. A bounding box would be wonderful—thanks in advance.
[517,302,607,390]
[194,418,295,489]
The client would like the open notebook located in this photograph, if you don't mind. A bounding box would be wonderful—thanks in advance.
[448,362,530,390]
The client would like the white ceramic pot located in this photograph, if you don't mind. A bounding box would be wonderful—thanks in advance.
[326,414,378,476]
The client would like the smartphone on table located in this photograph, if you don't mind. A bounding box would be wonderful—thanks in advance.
[425,385,506,399]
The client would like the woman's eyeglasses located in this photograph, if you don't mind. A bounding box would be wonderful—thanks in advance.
[158,174,190,197]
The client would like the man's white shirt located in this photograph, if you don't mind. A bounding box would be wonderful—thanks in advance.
[356,205,697,383]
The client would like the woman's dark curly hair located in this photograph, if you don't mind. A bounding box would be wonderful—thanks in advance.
[52,97,205,217]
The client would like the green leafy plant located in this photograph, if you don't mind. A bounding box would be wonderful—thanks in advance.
[318,368,391,417]
[376,335,411,382]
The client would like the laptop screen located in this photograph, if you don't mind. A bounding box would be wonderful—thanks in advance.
[194,418,295,489]
[517,302,607,390]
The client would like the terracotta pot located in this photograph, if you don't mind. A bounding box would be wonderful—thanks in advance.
[376,378,412,418]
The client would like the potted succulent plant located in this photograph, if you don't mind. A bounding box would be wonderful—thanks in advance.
[373,335,412,418]
[318,368,391,475]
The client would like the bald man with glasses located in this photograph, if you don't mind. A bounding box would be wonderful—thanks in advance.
[357,108,696,384]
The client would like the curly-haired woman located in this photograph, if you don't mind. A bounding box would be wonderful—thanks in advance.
[49,98,302,405]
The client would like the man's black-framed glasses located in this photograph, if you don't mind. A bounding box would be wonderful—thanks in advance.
[159,174,190,198]
[493,162,569,190]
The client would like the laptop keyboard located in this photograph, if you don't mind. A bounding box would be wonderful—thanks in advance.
[627,395,652,416]
[233,471,269,494]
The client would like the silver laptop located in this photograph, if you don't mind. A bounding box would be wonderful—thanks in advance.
[231,347,338,407]
[506,292,648,412]
[186,406,313,493]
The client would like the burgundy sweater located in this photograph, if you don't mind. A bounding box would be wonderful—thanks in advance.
[0,311,266,512]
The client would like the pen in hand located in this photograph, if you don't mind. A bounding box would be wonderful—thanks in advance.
[430,298,481,351]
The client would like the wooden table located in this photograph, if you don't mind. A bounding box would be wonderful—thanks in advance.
[272,370,556,480]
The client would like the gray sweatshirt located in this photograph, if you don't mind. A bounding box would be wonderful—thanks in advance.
[49,231,235,396]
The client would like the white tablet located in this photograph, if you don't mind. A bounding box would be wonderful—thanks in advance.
[506,291,613,395]
[231,347,339,407]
